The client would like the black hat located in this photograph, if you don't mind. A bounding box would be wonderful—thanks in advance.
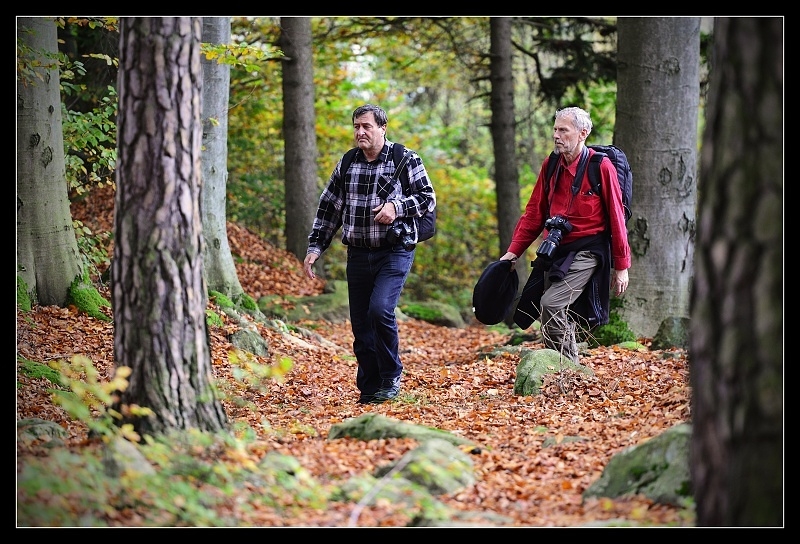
[472,260,519,325]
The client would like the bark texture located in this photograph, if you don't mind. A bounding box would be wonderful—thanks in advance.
[201,16,244,299]
[16,16,82,306]
[280,17,320,262]
[615,17,700,338]
[489,17,527,308]
[113,17,227,435]
[690,16,783,526]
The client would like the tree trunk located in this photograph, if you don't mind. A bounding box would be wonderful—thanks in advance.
[201,16,245,299]
[489,17,527,312]
[113,17,227,436]
[16,16,82,306]
[615,17,700,338]
[280,17,320,264]
[690,16,783,527]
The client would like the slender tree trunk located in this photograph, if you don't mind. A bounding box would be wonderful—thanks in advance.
[690,16,783,527]
[113,17,227,436]
[489,17,527,309]
[201,16,245,299]
[615,17,700,338]
[280,17,319,264]
[16,16,82,306]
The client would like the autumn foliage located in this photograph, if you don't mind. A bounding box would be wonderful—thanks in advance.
[16,189,693,527]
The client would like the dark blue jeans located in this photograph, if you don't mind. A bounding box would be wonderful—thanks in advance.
[346,244,415,397]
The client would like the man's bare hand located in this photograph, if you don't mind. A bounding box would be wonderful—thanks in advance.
[373,202,397,224]
[303,253,318,279]
[613,268,629,296]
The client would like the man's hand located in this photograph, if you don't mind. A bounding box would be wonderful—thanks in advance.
[373,202,397,224]
[303,253,318,280]
[499,252,518,269]
[613,268,629,296]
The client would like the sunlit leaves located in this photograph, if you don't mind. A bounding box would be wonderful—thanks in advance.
[49,355,150,443]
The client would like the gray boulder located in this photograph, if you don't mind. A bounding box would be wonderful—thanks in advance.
[374,437,476,495]
[329,413,478,448]
[583,422,692,506]
[651,317,691,350]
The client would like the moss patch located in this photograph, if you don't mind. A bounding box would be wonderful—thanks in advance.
[17,357,65,388]
[17,276,32,312]
[66,272,111,322]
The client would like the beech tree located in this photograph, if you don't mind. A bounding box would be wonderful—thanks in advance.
[112,17,227,435]
[17,16,83,306]
[690,16,783,526]
[615,17,700,338]
[201,16,245,299]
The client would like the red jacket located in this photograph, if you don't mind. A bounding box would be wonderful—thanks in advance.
[508,147,631,270]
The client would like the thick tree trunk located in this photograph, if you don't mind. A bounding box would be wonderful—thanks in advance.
[280,17,319,263]
[201,16,245,299]
[615,17,700,338]
[489,17,527,310]
[113,17,227,436]
[16,16,82,306]
[690,16,783,527]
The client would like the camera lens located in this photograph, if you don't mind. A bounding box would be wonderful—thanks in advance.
[536,215,571,259]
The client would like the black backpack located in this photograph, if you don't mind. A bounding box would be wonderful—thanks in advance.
[544,144,632,224]
[340,144,437,242]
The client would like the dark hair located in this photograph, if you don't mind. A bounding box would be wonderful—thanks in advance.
[352,104,388,127]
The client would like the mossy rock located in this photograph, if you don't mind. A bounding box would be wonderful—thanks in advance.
[513,348,594,396]
[400,301,465,328]
[583,423,692,506]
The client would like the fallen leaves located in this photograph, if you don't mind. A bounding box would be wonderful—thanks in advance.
[15,192,694,527]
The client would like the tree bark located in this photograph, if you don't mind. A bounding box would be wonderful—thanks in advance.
[280,17,320,264]
[615,17,700,338]
[113,17,228,436]
[489,17,527,311]
[16,16,82,306]
[201,16,245,299]
[690,16,783,527]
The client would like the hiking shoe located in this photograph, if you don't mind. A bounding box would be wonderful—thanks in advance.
[371,377,401,403]
[357,393,375,404]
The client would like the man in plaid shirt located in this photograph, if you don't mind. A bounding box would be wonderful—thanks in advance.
[304,104,436,404]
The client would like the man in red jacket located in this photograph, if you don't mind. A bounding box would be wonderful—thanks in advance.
[500,107,631,363]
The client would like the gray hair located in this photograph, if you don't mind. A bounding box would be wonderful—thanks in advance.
[353,104,388,127]
[555,106,593,136]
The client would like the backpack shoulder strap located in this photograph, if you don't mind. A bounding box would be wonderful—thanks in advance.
[571,147,590,196]
[392,143,406,168]
[342,144,411,192]
[587,151,613,227]
[342,144,407,181]
[587,151,605,194]
[391,144,413,193]
[392,143,407,181]
[542,148,589,203]
[543,151,559,199]
[339,147,359,180]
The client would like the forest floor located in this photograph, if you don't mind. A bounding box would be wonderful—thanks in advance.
[16,187,694,528]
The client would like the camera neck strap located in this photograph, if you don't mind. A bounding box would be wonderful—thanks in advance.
[393,149,412,190]
[547,146,590,217]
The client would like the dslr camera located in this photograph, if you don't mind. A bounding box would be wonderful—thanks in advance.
[386,221,416,251]
[536,215,573,259]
